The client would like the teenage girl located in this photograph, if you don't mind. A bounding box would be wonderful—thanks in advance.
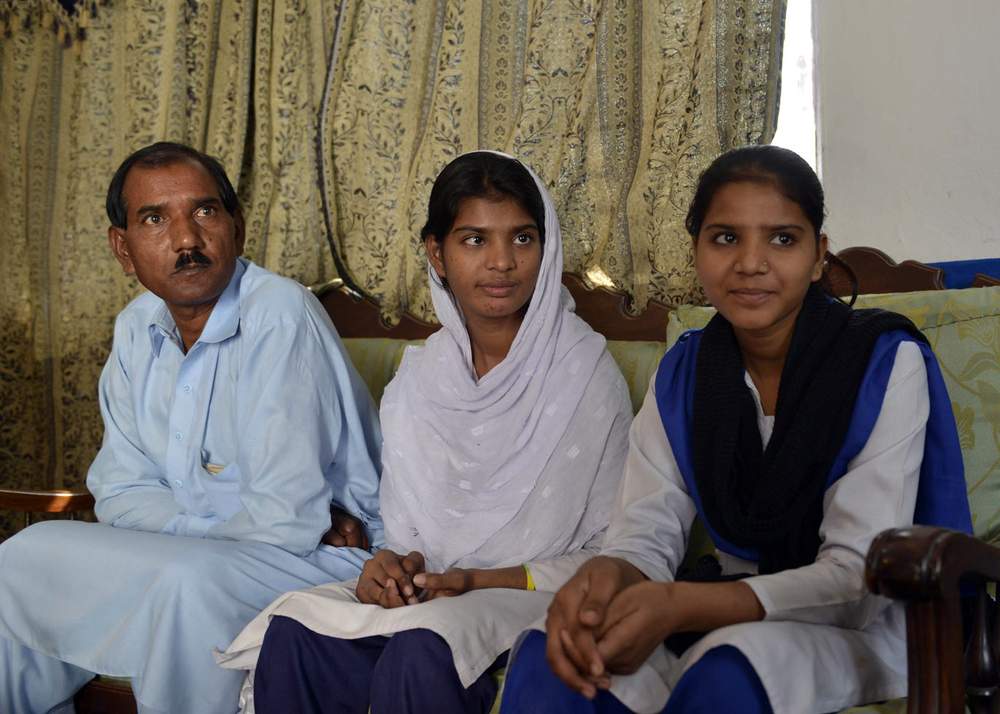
[499,145,971,714]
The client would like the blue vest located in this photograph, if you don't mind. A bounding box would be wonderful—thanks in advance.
[654,329,973,562]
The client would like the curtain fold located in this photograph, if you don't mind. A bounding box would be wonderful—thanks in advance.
[320,0,784,321]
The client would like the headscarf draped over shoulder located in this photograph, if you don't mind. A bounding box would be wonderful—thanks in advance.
[379,151,626,572]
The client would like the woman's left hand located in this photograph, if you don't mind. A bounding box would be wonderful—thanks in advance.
[594,581,677,676]
[412,568,475,600]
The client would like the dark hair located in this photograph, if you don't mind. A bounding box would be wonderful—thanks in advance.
[686,145,859,303]
[106,141,240,229]
[685,145,824,240]
[421,152,545,245]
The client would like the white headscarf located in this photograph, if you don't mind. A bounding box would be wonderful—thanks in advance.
[379,151,624,572]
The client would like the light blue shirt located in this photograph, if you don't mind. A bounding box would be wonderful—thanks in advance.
[86,258,384,556]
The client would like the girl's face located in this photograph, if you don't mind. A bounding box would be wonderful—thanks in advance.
[426,195,542,325]
[694,180,827,338]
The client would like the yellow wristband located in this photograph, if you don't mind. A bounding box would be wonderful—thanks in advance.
[523,564,536,591]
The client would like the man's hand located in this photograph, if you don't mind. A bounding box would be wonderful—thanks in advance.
[412,568,474,600]
[544,556,646,698]
[355,550,426,608]
[321,505,370,549]
[595,580,675,676]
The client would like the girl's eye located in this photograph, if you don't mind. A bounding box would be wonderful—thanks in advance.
[513,233,534,245]
[770,233,795,246]
[462,234,484,246]
[712,232,737,245]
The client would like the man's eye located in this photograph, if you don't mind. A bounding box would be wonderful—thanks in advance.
[142,215,162,225]
[712,232,736,245]
[196,206,217,217]
[462,234,484,246]
[513,233,534,245]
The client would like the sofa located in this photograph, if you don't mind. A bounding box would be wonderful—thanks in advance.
[3,247,998,714]
[329,249,1000,714]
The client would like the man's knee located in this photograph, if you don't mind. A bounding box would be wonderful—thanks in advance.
[151,542,236,596]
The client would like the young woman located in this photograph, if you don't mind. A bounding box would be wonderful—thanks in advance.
[216,151,633,713]
[499,146,972,714]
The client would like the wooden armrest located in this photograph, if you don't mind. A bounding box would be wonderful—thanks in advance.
[865,526,1000,714]
[0,488,95,513]
[866,525,1000,599]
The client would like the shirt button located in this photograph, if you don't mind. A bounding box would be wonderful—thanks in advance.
[174,480,183,488]
[175,432,182,441]
[183,384,192,393]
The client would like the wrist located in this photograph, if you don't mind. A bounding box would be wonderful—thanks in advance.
[466,568,485,591]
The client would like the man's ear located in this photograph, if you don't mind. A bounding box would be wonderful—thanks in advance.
[108,226,135,275]
[233,208,246,256]
[813,233,829,281]
[425,236,446,280]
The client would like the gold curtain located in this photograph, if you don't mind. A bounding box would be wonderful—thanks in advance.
[0,0,340,535]
[321,0,784,321]
[0,0,783,538]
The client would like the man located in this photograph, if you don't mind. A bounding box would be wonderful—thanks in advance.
[0,142,383,713]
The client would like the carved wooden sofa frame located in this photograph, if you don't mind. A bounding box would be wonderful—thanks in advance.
[1,246,998,714]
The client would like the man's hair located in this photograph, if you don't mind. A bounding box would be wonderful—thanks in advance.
[106,141,241,229]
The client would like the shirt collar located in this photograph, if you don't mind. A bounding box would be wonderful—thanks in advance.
[146,257,248,356]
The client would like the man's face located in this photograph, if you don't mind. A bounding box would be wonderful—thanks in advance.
[108,159,245,313]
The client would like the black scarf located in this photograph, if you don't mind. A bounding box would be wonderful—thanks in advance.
[691,284,927,574]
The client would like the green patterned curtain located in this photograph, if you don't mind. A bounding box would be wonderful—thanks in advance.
[320,0,784,321]
[0,0,341,536]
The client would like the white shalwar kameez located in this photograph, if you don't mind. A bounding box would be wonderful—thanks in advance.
[565,341,929,714]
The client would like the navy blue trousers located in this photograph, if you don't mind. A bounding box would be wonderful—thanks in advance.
[254,615,506,714]
[498,630,773,713]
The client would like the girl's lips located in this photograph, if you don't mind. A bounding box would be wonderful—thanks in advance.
[480,282,517,297]
[729,289,774,305]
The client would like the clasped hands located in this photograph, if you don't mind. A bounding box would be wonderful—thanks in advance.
[355,549,474,608]
[545,556,678,700]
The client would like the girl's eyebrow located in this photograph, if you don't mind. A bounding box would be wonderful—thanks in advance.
[701,222,806,232]
[451,223,539,233]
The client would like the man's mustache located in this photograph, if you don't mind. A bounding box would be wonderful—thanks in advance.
[174,251,212,270]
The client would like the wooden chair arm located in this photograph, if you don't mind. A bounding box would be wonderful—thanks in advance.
[866,525,1000,600]
[865,526,1000,714]
[0,488,95,513]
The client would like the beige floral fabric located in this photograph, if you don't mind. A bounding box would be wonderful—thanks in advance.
[320,0,784,321]
[1,0,783,540]
[0,0,342,538]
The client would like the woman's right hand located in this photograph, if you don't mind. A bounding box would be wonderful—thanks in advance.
[356,549,426,608]
[544,556,647,698]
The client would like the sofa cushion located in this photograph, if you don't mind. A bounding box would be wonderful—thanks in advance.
[343,338,414,405]
[666,286,1000,544]
[344,337,667,417]
[605,340,668,414]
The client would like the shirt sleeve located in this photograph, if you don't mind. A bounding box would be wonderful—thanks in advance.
[87,317,186,532]
[525,396,633,592]
[204,313,376,557]
[744,341,928,629]
[599,376,698,582]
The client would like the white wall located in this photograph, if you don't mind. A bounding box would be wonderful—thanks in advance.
[815,1,1000,262]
